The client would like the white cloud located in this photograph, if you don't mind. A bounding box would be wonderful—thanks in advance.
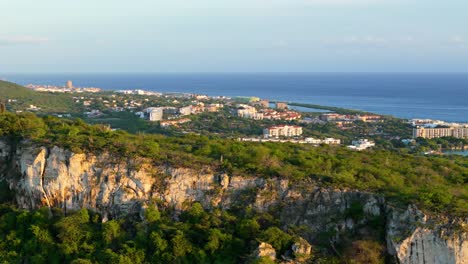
[0,36,49,46]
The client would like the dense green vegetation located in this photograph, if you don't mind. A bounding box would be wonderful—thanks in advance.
[0,202,389,263]
[416,137,468,151]
[0,112,466,216]
[0,81,76,113]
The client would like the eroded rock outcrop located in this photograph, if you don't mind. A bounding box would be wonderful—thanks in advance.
[254,242,277,261]
[0,141,466,264]
[387,205,468,264]
[291,237,312,262]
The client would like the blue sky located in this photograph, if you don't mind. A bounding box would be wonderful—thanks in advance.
[1,0,467,73]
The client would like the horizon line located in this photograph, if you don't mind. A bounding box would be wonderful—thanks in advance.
[2,71,468,75]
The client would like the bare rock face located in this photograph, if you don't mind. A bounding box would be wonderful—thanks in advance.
[0,141,466,264]
[0,142,264,217]
[387,205,468,264]
[291,237,312,262]
[255,242,277,261]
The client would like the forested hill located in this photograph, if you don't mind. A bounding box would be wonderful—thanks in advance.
[0,80,35,98]
[0,111,466,263]
[0,80,75,112]
[0,111,466,216]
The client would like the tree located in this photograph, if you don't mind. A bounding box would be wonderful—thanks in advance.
[144,205,161,223]
[102,220,121,246]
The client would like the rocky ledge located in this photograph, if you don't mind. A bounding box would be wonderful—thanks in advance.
[0,141,466,263]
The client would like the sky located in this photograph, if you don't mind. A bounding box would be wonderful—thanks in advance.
[1,0,467,73]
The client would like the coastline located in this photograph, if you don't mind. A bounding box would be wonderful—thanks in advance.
[2,72,467,123]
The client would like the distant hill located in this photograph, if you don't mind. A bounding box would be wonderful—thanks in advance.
[0,80,37,98]
[0,80,76,113]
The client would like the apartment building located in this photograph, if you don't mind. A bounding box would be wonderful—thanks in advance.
[413,126,468,139]
[263,125,302,138]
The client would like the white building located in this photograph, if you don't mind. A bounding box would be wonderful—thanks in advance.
[146,107,164,121]
[413,126,468,139]
[179,106,192,116]
[237,104,264,120]
[304,138,322,144]
[323,138,341,145]
[347,139,375,151]
[263,125,302,138]
[304,137,341,145]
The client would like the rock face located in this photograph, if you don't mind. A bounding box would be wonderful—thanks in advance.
[0,141,466,264]
[291,237,312,262]
[254,242,277,261]
[387,205,468,264]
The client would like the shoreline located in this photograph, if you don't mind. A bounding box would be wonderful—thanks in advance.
[5,76,468,123]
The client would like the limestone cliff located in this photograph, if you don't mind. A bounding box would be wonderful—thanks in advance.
[0,141,466,264]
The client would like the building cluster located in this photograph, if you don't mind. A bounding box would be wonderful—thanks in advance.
[347,139,375,150]
[236,104,264,120]
[410,119,468,139]
[263,125,303,138]
[116,89,162,96]
[409,119,451,128]
[179,103,223,116]
[239,137,340,145]
[261,109,302,120]
[26,81,101,93]
[319,113,383,123]
[413,126,468,139]
[304,137,341,145]
[236,104,301,121]
[140,103,223,122]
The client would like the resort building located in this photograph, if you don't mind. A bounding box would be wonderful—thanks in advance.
[413,126,468,139]
[237,104,264,120]
[263,125,303,138]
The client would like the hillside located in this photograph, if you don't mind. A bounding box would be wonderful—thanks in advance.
[0,111,466,263]
[0,80,76,112]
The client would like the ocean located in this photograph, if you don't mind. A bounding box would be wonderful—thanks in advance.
[1,73,467,122]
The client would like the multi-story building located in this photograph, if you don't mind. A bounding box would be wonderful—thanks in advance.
[254,100,269,108]
[237,104,264,120]
[263,125,302,138]
[357,115,383,122]
[205,103,223,112]
[146,107,163,121]
[179,106,192,116]
[413,126,468,139]
[276,102,288,110]
[453,127,468,138]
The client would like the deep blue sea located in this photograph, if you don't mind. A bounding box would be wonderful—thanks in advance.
[1,73,467,122]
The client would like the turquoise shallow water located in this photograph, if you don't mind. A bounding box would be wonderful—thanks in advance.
[2,73,468,122]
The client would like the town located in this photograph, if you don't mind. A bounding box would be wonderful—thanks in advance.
[5,80,465,154]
